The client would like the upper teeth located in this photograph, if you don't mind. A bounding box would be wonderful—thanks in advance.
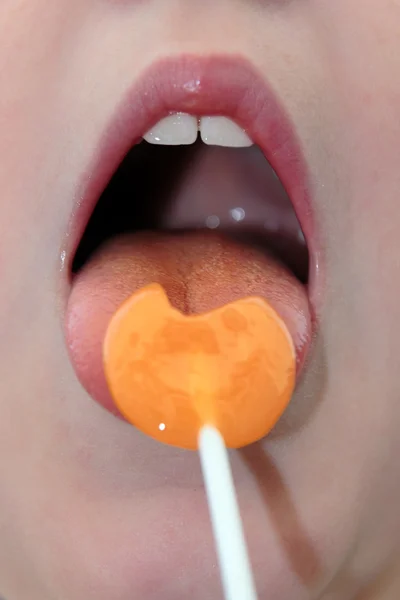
[143,113,253,148]
[143,113,198,146]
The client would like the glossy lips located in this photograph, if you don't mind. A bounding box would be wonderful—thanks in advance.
[69,55,317,274]
[103,284,296,450]
[65,55,316,422]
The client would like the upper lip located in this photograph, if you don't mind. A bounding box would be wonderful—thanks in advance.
[67,54,319,297]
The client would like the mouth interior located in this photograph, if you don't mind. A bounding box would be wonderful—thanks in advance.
[72,140,309,284]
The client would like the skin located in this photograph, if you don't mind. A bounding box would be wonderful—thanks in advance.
[0,1,400,599]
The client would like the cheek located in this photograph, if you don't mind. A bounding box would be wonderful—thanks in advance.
[311,0,400,361]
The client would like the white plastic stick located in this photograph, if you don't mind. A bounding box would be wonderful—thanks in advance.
[198,425,258,600]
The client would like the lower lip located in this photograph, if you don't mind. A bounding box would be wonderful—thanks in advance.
[66,54,320,299]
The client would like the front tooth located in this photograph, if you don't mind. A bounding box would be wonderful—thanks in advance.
[143,113,198,145]
[200,116,253,148]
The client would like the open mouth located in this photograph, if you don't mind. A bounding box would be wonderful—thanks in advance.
[72,137,308,284]
[65,56,317,419]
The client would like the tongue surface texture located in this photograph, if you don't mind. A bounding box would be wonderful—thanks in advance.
[66,232,311,416]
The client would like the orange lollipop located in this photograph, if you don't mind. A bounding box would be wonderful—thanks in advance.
[103,283,295,450]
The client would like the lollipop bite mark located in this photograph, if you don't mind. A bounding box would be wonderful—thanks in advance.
[103,283,296,450]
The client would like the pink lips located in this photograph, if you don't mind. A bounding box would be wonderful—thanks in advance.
[64,54,320,416]
[67,55,317,286]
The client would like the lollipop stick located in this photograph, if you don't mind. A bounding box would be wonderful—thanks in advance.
[198,426,258,600]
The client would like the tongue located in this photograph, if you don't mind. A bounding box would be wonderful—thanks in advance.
[66,231,311,417]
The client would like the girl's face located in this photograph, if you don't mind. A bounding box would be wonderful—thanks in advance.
[1,2,400,599]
